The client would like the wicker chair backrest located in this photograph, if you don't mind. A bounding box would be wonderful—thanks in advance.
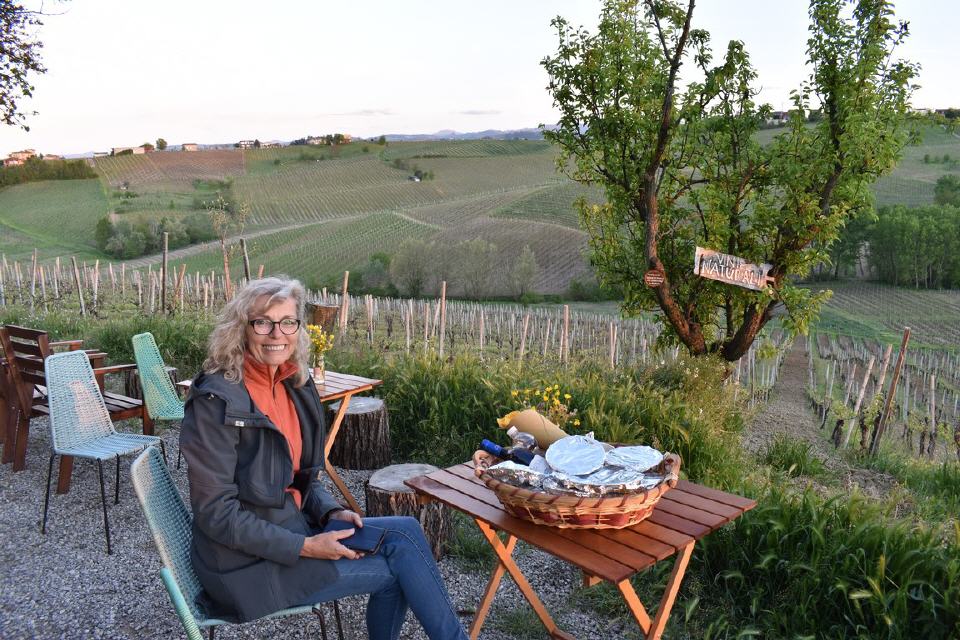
[45,350,114,453]
[132,332,184,421]
[131,446,207,624]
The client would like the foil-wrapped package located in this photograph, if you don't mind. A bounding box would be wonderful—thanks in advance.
[605,445,664,472]
[544,435,606,475]
[548,466,666,496]
[485,460,544,488]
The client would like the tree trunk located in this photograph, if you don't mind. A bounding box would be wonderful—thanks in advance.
[365,464,451,560]
[327,397,391,470]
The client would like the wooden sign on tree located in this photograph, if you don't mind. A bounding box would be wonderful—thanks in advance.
[693,247,773,292]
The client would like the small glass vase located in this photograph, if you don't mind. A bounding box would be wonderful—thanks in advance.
[312,355,326,384]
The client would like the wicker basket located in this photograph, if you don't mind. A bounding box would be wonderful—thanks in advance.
[473,450,681,529]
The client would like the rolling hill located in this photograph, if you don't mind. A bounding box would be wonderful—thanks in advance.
[1,127,958,295]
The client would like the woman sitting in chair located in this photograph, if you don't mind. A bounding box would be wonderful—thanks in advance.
[181,276,467,640]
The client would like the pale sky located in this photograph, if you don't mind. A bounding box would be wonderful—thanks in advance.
[2,0,957,156]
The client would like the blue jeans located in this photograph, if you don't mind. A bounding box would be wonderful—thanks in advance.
[298,516,468,640]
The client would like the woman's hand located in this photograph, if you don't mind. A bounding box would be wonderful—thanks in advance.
[300,528,361,560]
[299,509,366,560]
[328,509,363,528]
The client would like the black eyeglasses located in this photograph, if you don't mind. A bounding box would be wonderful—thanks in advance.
[248,318,301,335]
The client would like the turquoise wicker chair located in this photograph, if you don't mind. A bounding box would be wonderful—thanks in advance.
[130,447,344,640]
[41,350,164,555]
[131,332,185,467]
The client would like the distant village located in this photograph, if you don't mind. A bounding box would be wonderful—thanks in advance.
[1,149,63,167]
[2,133,356,166]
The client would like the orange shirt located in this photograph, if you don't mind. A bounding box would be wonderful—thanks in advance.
[242,355,303,509]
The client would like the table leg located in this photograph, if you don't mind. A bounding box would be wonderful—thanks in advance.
[323,394,362,514]
[645,541,694,640]
[616,579,652,634]
[474,519,575,640]
[469,531,517,639]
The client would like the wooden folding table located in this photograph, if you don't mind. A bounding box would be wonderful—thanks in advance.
[406,462,756,640]
[312,371,382,513]
[177,370,382,513]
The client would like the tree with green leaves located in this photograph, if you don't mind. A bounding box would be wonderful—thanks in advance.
[207,193,248,299]
[389,238,430,297]
[156,137,167,150]
[543,0,916,361]
[1,2,47,129]
[510,244,540,299]
[935,174,960,207]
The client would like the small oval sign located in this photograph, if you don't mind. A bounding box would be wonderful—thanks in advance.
[643,269,665,287]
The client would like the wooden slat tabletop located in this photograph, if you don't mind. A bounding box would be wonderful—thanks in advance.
[176,370,382,402]
[407,462,756,585]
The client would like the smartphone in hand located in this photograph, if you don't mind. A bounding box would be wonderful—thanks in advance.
[324,520,386,554]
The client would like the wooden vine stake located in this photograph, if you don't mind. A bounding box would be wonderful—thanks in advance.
[240,237,251,281]
[928,374,936,459]
[339,271,350,331]
[842,355,875,448]
[438,281,447,358]
[478,310,485,359]
[70,257,86,316]
[172,264,187,314]
[518,313,530,361]
[161,232,169,312]
[561,305,570,363]
[870,327,911,456]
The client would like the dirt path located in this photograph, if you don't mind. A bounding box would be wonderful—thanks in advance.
[745,339,898,501]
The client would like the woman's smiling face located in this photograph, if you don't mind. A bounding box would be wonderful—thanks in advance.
[245,296,299,373]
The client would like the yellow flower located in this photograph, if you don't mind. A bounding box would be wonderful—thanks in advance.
[511,390,518,397]
[573,419,581,426]
[542,394,549,402]
[564,394,571,400]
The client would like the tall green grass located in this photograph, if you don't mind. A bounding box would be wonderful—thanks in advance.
[696,486,960,639]
[857,449,960,524]
[762,433,826,478]
[331,347,746,482]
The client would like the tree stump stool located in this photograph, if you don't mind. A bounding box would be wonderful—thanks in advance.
[365,464,451,560]
[327,397,391,470]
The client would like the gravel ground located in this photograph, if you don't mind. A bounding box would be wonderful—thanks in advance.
[0,418,635,640]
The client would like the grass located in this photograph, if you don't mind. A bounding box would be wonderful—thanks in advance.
[446,511,496,572]
[855,447,960,525]
[490,606,550,639]
[0,179,109,261]
[762,433,826,477]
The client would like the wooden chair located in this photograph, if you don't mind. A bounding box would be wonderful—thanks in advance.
[0,324,149,493]
[1,331,85,465]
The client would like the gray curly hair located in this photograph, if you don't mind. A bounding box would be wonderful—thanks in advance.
[203,276,310,386]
